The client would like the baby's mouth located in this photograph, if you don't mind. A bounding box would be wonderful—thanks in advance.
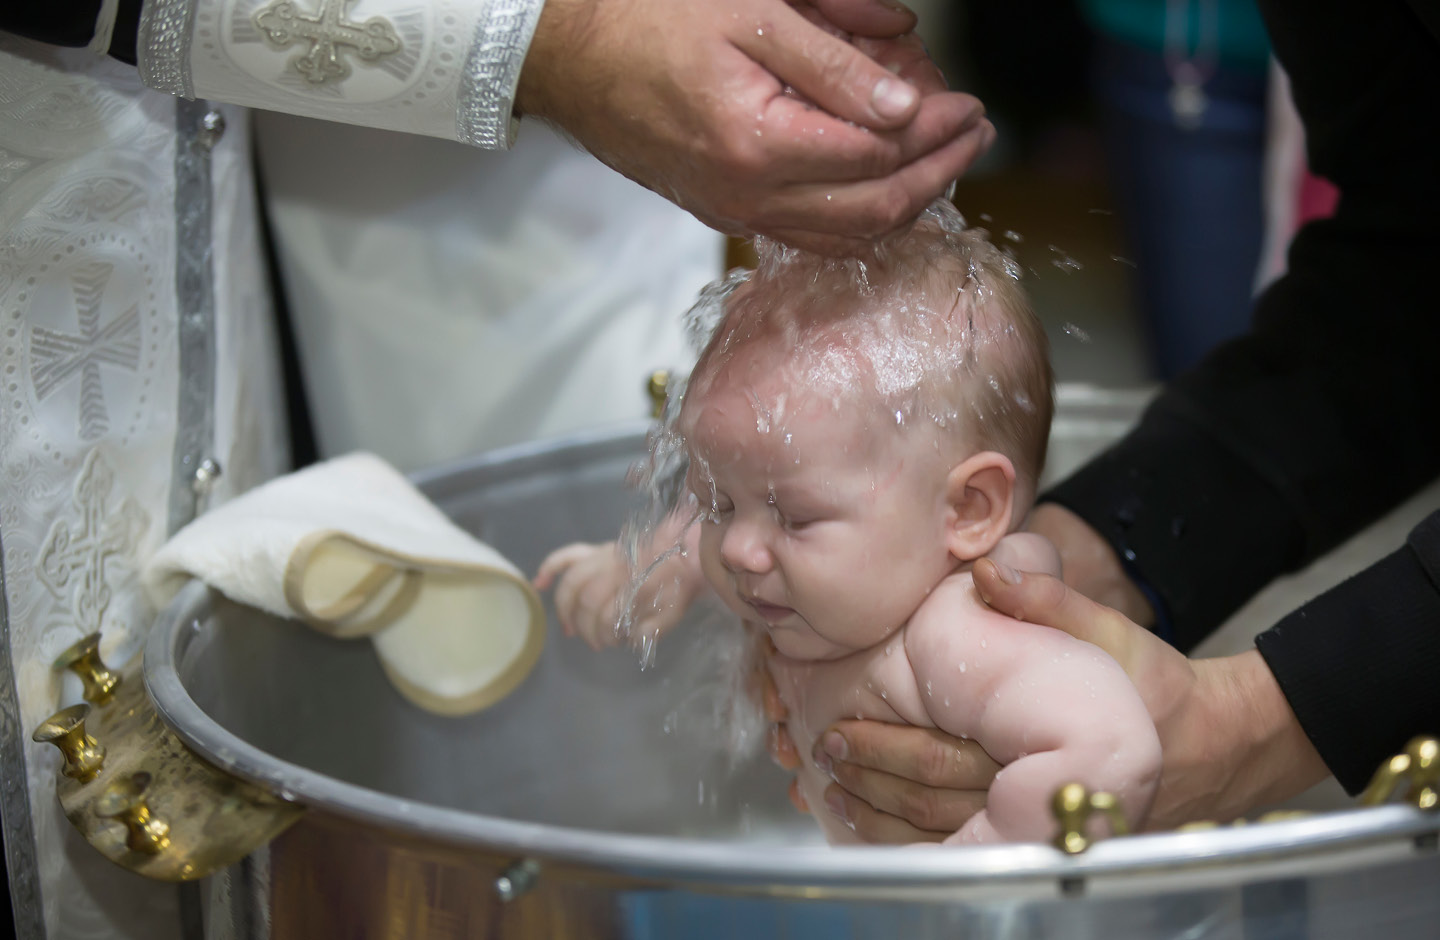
[744,596,795,624]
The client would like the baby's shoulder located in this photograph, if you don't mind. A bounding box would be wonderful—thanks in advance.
[903,570,994,641]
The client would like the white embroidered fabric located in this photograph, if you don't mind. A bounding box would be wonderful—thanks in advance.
[0,37,286,939]
[139,0,544,148]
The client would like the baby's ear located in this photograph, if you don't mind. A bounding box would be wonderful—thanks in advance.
[943,451,1016,561]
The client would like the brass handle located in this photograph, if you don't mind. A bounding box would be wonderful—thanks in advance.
[36,654,303,881]
[54,632,121,705]
[1051,783,1129,855]
[95,772,171,854]
[32,704,105,782]
[1360,736,1439,810]
[647,369,670,419]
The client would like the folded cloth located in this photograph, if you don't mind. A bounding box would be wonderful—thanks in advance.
[145,452,544,715]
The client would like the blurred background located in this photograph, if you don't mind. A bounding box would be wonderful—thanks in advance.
[867,0,1286,390]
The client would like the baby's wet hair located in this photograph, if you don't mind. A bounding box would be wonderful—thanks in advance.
[685,201,1055,497]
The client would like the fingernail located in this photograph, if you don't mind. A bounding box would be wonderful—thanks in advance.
[871,78,917,119]
[991,559,1023,584]
[824,789,849,823]
[879,0,911,12]
[811,742,833,776]
[821,730,849,762]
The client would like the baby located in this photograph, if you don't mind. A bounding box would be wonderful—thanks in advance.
[536,206,1160,845]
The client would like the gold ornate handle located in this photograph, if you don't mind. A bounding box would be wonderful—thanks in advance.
[647,369,670,419]
[54,632,121,705]
[1360,736,1439,810]
[32,645,303,881]
[32,704,105,782]
[1051,783,1129,855]
[95,772,171,855]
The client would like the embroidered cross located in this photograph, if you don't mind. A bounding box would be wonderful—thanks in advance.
[29,262,141,441]
[38,450,149,635]
[254,0,402,85]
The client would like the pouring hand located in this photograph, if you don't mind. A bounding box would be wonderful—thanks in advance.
[515,0,993,256]
[971,558,1330,829]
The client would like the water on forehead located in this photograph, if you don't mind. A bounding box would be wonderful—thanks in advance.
[687,363,883,479]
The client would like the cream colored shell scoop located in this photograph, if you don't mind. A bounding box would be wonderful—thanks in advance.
[145,453,543,715]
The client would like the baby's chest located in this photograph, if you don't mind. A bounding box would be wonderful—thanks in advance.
[773,638,932,741]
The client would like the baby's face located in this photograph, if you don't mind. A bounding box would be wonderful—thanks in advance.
[683,378,958,660]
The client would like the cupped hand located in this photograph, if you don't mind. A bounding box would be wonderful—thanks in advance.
[971,557,1330,829]
[516,0,993,255]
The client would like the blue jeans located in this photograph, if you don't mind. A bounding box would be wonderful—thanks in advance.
[1094,38,1269,379]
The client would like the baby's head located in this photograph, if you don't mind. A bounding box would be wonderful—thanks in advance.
[678,204,1054,659]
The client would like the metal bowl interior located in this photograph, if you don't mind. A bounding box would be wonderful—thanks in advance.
[144,393,1440,898]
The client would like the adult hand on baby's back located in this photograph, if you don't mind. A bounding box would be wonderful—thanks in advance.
[515,0,993,256]
[971,558,1330,830]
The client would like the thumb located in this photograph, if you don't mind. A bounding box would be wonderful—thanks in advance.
[972,557,1141,672]
[738,6,920,127]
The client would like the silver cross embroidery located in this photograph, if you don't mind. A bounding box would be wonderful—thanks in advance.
[38,450,149,635]
[254,0,403,85]
[30,263,141,441]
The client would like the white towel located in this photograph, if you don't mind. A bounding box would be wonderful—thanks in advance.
[145,452,544,715]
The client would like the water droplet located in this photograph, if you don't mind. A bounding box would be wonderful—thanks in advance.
[958,661,967,673]
[1048,245,1083,272]
[980,639,987,649]
[1002,230,1024,243]
[1062,322,1091,343]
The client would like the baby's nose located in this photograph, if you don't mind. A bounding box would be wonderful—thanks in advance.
[720,520,773,574]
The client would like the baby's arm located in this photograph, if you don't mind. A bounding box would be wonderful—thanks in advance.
[535,511,706,650]
[906,586,1160,845]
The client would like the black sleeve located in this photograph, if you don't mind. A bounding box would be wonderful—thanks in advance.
[1044,0,1440,652]
[0,0,143,65]
[1256,511,1440,794]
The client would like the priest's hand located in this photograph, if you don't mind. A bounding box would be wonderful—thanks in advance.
[515,0,993,256]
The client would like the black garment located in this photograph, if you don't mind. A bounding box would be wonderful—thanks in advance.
[1045,0,1440,794]
[0,0,142,64]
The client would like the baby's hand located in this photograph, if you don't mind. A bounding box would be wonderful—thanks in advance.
[535,542,633,650]
[535,538,703,652]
